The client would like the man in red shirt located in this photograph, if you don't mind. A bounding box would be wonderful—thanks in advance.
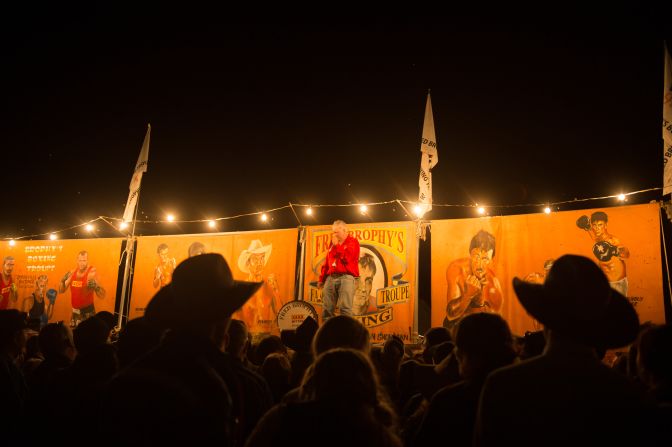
[0,256,18,310]
[58,250,106,327]
[318,220,360,321]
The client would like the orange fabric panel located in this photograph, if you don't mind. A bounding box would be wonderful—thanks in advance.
[129,229,298,340]
[2,238,122,325]
[431,203,664,336]
[304,221,418,343]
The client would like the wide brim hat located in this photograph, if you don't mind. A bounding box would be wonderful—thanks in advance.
[281,315,318,352]
[147,253,262,328]
[237,240,272,274]
[512,254,639,349]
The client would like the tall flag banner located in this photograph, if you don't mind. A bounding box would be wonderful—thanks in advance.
[123,125,151,222]
[663,43,672,195]
[418,92,438,216]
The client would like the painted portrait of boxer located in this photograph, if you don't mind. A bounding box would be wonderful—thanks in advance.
[576,211,630,296]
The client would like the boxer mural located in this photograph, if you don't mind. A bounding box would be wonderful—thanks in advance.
[576,211,630,296]
[443,229,503,331]
[59,250,106,327]
[152,243,177,289]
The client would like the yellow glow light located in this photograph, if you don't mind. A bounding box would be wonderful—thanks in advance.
[617,193,626,201]
[413,205,423,217]
[306,207,313,216]
[477,206,486,215]
[9,239,16,247]
[544,207,551,214]
[261,213,268,222]
[85,224,94,232]
[49,233,57,241]
[166,214,175,222]
[360,205,368,214]
[208,220,216,228]
[119,222,129,231]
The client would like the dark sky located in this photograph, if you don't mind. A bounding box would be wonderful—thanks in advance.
[2,9,670,238]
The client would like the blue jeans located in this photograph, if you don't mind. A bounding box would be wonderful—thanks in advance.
[322,274,355,320]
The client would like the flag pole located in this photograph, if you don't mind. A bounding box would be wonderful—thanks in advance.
[117,124,151,329]
[117,202,139,329]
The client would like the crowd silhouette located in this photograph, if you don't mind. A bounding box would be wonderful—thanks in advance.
[1,253,671,446]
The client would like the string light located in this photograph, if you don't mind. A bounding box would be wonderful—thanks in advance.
[85,224,95,232]
[413,205,423,217]
[208,220,216,229]
[544,207,551,214]
[0,187,662,241]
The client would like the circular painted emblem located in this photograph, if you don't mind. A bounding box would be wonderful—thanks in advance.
[277,300,319,331]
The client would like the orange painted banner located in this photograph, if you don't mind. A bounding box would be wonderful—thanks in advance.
[304,221,418,343]
[129,229,298,341]
[0,238,122,328]
[431,203,665,337]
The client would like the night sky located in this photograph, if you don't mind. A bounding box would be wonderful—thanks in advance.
[2,9,670,239]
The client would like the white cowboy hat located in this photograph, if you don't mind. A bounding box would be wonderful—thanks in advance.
[237,240,272,274]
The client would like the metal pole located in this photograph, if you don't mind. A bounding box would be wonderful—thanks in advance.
[659,204,672,311]
[413,221,421,344]
[117,199,139,329]
[296,226,307,300]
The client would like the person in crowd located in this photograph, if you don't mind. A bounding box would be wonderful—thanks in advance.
[474,254,648,445]
[414,313,516,447]
[102,253,262,445]
[0,309,29,439]
[246,348,403,447]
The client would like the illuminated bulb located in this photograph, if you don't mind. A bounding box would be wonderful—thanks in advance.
[413,205,423,217]
[9,239,16,246]
[544,207,551,214]
[166,214,175,222]
[208,220,216,228]
[360,205,368,214]
[49,233,57,241]
[306,207,313,216]
[85,224,94,232]
[119,222,129,231]
[617,193,626,201]
[261,213,268,222]
[477,206,486,215]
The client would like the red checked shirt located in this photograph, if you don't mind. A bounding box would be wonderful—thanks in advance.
[319,235,360,283]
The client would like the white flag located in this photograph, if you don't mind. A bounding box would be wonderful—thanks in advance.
[418,92,438,216]
[122,124,150,222]
[664,44,672,195]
